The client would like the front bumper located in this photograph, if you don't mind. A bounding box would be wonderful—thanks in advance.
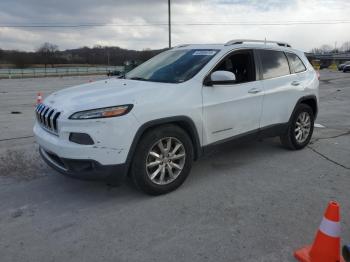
[33,110,139,165]
[34,112,139,180]
[39,146,127,180]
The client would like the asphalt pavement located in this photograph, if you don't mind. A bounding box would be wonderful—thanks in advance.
[0,71,349,262]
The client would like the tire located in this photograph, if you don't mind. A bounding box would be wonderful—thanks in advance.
[130,124,194,195]
[280,104,314,150]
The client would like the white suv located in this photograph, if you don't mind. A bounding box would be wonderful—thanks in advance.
[34,39,319,195]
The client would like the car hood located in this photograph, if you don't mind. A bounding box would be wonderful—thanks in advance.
[43,78,174,114]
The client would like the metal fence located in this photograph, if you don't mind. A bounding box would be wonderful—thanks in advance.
[0,66,124,79]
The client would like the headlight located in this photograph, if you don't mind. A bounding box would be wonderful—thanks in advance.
[69,104,133,120]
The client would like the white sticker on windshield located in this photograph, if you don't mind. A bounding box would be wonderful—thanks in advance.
[192,50,217,56]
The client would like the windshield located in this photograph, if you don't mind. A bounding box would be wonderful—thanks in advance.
[126,49,219,83]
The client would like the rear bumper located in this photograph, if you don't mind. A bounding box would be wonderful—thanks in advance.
[40,147,127,180]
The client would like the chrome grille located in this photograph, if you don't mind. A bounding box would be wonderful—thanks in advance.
[35,104,61,135]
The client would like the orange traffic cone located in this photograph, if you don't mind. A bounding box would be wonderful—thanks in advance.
[294,201,345,262]
[36,92,43,105]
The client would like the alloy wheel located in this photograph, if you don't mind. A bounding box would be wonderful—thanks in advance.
[146,137,186,185]
[294,111,311,143]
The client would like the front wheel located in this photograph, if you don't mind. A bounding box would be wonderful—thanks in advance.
[131,125,194,195]
[280,104,314,150]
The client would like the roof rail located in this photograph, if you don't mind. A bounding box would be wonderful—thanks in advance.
[173,44,190,48]
[225,39,291,48]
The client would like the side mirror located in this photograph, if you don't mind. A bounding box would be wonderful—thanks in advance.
[206,70,236,86]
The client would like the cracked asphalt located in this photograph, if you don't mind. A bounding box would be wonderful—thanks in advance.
[0,71,349,262]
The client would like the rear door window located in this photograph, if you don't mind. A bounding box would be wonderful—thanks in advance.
[286,52,306,73]
[259,50,290,79]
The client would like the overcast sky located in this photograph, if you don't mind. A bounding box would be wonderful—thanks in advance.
[0,0,349,52]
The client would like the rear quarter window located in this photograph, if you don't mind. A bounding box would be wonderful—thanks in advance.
[259,50,290,79]
[286,52,307,73]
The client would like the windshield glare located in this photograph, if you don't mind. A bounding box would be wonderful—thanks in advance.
[126,49,219,83]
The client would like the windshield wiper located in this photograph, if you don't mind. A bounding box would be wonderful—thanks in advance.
[128,77,149,81]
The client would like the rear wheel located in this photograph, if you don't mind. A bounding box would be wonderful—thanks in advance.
[131,125,193,195]
[280,104,314,150]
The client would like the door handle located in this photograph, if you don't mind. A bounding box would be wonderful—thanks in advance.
[248,88,262,94]
[291,81,300,86]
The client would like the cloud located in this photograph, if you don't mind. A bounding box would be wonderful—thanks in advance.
[212,0,297,10]
[0,0,349,51]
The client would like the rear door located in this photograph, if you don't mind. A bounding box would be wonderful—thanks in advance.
[202,49,264,145]
[285,51,309,89]
[257,49,301,128]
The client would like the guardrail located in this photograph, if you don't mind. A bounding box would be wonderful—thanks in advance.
[0,66,124,79]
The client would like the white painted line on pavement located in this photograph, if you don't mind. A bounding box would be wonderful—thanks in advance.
[314,123,326,128]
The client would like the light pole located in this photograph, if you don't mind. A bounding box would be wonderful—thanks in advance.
[168,0,171,48]
[107,50,110,66]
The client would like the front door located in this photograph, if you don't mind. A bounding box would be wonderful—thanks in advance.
[202,50,264,145]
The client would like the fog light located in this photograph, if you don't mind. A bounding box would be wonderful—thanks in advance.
[69,133,94,145]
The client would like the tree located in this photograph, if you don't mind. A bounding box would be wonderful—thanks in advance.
[310,48,321,54]
[11,51,30,68]
[319,44,332,54]
[36,42,59,68]
[1,45,165,68]
[310,44,334,54]
[340,42,350,52]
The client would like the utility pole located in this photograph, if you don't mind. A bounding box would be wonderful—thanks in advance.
[168,0,171,48]
[107,50,110,66]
